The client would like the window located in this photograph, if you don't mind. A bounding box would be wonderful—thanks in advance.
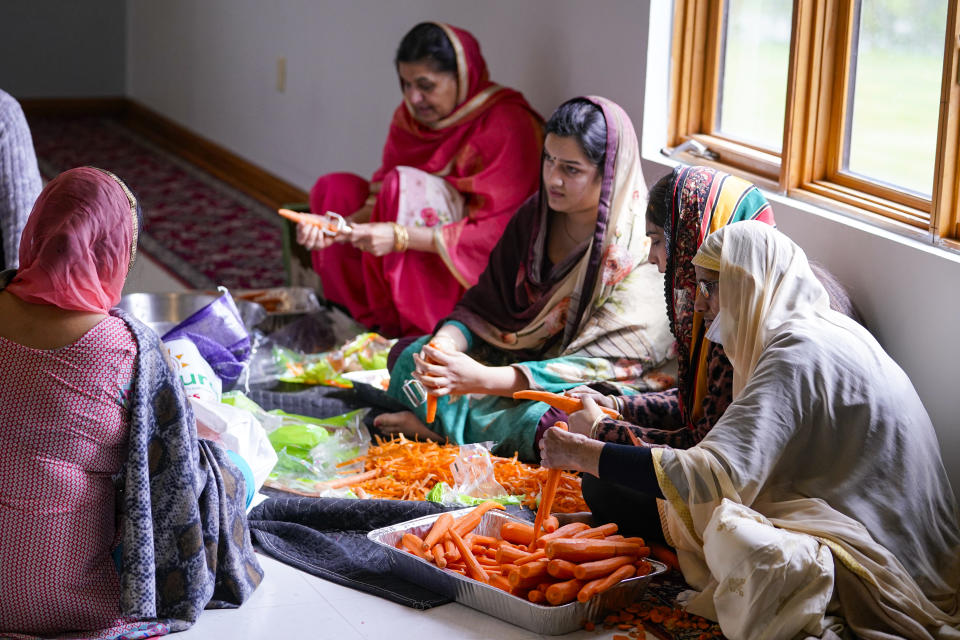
[668,0,960,245]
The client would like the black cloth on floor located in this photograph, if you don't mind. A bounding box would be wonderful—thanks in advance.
[245,382,410,432]
[248,497,453,609]
[248,496,536,609]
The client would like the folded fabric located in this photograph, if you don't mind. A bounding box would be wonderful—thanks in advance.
[248,497,535,609]
[248,497,453,609]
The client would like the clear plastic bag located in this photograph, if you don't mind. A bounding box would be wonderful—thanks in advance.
[260,406,371,496]
[426,443,522,507]
[238,331,395,389]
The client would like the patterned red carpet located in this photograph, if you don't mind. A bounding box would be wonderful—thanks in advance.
[28,115,286,290]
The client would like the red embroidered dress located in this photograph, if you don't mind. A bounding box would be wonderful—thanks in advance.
[0,316,136,634]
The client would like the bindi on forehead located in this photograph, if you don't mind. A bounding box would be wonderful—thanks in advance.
[543,151,586,167]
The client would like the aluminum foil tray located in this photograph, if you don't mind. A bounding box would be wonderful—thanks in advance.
[368,508,666,635]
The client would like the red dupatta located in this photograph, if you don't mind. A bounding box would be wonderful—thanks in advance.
[373,23,544,287]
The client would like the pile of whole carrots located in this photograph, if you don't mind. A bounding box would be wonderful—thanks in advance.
[397,500,654,607]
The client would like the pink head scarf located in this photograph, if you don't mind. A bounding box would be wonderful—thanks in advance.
[6,167,138,313]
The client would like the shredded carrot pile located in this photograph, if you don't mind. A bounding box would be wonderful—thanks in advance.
[342,434,588,512]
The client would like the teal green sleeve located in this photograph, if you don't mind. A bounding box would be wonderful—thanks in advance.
[515,355,621,393]
[440,320,474,350]
[226,449,256,508]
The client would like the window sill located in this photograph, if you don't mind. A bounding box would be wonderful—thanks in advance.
[642,151,960,263]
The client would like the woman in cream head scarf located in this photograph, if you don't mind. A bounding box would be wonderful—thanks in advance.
[540,221,959,639]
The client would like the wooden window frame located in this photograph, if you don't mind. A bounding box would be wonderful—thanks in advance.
[668,0,960,244]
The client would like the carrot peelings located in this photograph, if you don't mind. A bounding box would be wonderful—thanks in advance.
[531,421,568,549]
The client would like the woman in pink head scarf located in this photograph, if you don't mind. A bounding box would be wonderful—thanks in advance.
[6,165,136,315]
[0,168,261,637]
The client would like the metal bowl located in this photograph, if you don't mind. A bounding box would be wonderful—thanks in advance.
[117,291,266,337]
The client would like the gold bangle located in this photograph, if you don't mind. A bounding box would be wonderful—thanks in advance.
[611,395,623,418]
[589,413,607,440]
[392,223,409,252]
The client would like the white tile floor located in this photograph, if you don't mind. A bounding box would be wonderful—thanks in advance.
[125,255,656,639]
[123,251,190,295]
[176,553,655,640]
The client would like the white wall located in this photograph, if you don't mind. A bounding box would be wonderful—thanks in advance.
[0,0,126,97]
[126,0,957,499]
[126,0,649,192]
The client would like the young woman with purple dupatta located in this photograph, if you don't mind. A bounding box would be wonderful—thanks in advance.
[378,97,675,461]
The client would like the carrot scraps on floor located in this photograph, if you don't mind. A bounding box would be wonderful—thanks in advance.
[588,602,725,638]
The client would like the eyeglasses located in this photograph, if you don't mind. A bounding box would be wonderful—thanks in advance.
[697,279,719,299]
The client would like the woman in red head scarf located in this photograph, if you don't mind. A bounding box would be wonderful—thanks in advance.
[298,22,544,337]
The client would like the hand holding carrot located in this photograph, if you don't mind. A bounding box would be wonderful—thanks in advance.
[295,215,352,250]
[538,427,603,477]
[413,344,491,397]
[567,395,607,437]
[563,388,619,412]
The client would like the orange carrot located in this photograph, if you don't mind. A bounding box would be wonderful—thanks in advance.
[547,559,578,579]
[496,545,534,565]
[512,390,620,418]
[507,570,546,590]
[649,542,680,571]
[527,589,546,604]
[277,208,348,234]
[489,574,513,593]
[545,578,585,605]
[545,539,643,563]
[423,340,447,423]
[443,539,459,562]
[422,512,454,551]
[448,528,489,583]
[514,549,546,565]
[518,559,550,580]
[324,468,381,489]
[452,501,505,536]
[544,515,560,533]
[572,554,637,581]
[470,535,500,547]
[498,563,519,575]
[531,421,568,549]
[572,522,619,539]
[535,522,591,547]
[430,544,447,568]
[576,564,636,603]
[471,545,498,559]
[500,521,535,546]
[401,533,432,561]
